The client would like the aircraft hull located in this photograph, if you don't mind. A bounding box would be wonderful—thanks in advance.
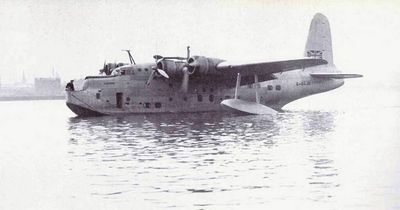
[66,69,344,117]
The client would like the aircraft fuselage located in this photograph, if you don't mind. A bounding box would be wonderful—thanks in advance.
[66,63,344,116]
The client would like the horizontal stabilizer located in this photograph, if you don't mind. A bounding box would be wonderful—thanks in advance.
[221,99,277,115]
[310,72,363,79]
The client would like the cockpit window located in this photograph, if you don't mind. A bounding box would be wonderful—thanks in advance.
[112,69,120,76]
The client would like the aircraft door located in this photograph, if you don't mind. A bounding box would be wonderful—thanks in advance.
[116,92,123,108]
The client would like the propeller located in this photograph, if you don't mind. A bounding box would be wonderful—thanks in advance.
[146,46,195,89]
[100,60,113,75]
[146,56,170,86]
[180,46,196,92]
[99,60,106,74]
[181,66,190,92]
[155,67,169,78]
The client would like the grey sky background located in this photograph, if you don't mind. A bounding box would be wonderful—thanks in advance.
[0,0,399,84]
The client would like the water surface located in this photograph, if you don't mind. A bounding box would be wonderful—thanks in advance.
[0,85,399,209]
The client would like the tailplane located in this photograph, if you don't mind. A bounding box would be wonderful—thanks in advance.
[304,13,333,65]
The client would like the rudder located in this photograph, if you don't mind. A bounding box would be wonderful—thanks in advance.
[304,13,333,65]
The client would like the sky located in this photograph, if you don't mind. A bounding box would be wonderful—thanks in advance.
[0,0,399,84]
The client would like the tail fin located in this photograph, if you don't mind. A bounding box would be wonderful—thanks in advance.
[304,13,333,65]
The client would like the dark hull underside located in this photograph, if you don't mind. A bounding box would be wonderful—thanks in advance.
[66,103,104,117]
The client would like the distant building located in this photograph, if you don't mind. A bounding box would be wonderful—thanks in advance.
[34,77,63,96]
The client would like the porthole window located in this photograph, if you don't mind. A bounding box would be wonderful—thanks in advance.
[155,102,162,108]
[144,68,149,72]
[276,85,281,91]
[197,94,203,102]
[267,85,273,90]
[138,68,142,72]
[209,95,214,102]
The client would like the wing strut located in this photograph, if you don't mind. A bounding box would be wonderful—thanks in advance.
[221,73,277,115]
[254,74,260,104]
[234,73,241,99]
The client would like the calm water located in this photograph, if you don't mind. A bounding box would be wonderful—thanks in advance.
[0,85,399,209]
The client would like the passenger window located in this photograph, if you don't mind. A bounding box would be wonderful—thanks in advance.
[145,102,151,108]
[276,85,281,90]
[155,102,161,108]
[96,93,100,99]
[267,85,273,90]
[197,94,203,102]
[209,95,214,102]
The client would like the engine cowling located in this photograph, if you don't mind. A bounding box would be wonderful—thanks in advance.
[186,56,224,75]
[156,56,224,76]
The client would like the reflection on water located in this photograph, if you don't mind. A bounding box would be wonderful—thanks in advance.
[67,111,339,208]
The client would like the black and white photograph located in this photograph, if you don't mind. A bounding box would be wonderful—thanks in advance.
[0,0,399,209]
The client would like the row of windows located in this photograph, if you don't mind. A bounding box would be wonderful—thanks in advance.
[247,84,282,91]
[267,85,281,91]
[99,94,235,107]
[197,94,214,102]
[119,68,150,75]
[167,84,215,93]
[143,102,162,108]
[136,68,150,72]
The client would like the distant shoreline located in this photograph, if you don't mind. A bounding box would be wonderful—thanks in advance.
[0,95,65,101]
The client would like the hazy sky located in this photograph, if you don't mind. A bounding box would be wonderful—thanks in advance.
[0,0,399,84]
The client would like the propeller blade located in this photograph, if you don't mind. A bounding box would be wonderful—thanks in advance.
[156,69,169,79]
[146,70,156,86]
[181,67,190,92]
[186,46,190,60]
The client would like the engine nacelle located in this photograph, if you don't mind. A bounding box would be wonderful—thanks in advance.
[187,56,224,75]
[156,59,186,76]
[156,56,224,76]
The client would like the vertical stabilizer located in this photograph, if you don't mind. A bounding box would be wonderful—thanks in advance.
[304,13,333,65]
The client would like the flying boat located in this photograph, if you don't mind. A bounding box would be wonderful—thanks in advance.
[65,13,362,117]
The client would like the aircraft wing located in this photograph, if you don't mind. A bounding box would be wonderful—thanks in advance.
[310,72,363,79]
[217,58,328,76]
